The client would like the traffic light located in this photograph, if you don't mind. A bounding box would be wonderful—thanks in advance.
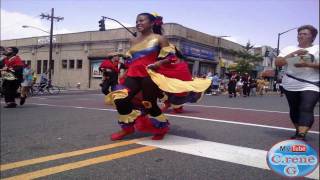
[98,19,105,31]
[264,50,269,57]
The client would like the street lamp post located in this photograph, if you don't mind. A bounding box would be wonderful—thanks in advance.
[22,25,52,79]
[101,16,137,37]
[48,8,54,82]
[217,36,230,58]
[23,8,63,82]
[217,36,230,77]
[22,25,50,34]
[276,27,298,56]
[275,27,298,78]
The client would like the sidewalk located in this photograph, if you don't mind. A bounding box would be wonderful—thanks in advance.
[206,91,283,97]
[60,88,100,94]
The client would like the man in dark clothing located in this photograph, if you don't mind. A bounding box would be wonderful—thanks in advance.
[242,73,251,97]
[1,47,24,108]
[227,71,238,98]
[0,46,5,96]
[99,54,123,95]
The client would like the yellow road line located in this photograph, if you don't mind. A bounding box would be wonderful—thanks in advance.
[1,138,145,171]
[3,146,157,180]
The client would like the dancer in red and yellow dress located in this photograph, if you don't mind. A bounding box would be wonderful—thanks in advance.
[154,47,205,113]
[105,13,210,141]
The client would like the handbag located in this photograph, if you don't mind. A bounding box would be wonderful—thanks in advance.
[1,71,17,81]
[286,73,319,87]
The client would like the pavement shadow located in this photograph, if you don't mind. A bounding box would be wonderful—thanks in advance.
[121,124,208,142]
[263,129,319,150]
[167,124,208,140]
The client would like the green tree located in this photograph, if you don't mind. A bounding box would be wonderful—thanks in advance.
[234,41,263,73]
[235,59,254,74]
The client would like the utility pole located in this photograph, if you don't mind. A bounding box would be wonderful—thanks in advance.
[217,36,230,78]
[40,8,64,82]
[275,27,297,78]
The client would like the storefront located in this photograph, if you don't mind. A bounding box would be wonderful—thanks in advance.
[88,59,104,89]
[179,41,216,76]
[1,23,243,90]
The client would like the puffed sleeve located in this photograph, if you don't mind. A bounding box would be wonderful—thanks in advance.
[157,44,177,62]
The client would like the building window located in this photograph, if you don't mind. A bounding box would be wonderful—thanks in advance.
[37,60,42,74]
[22,60,31,66]
[43,60,48,73]
[62,60,67,69]
[69,59,75,69]
[76,59,82,69]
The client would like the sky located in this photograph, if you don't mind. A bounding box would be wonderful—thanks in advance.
[1,0,319,50]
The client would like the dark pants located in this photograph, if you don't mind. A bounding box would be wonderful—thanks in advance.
[2,80,19,103]
[284,90,319,127]
[101,71,118,95]
[114,77,162,117]
[228,82,236,97]
[243,84,250,96]
[279,85,284,95]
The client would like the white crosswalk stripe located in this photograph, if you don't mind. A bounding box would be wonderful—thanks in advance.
[137,135,319,179]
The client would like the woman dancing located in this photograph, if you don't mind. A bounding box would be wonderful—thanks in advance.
[106,13,210,141]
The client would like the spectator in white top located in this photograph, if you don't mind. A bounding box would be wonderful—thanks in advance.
[211,73,220,95]
[275,25,319,141]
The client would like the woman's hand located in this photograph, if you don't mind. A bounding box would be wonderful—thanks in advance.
[285,49,308,59]
[147,61,161,70]
[294,61,311,68]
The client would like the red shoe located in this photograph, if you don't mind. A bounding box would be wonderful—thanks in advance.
[161,101,171,112]
[173,106,183,113]
[134,115,154,133]
[152,134,166,140]
[135,115,169,135]
[152,127,169,140]
[110,126,135,141]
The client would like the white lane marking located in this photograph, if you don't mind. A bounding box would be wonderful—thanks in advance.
[167,114,320,134]
[30,94,320,116]
[137,135,319,179]
[28,103,319,134]
[29,93,103,99]
[32,97,48,100]
[184,104,320,116]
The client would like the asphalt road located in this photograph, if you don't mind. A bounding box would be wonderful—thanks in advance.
[1,91,319,180]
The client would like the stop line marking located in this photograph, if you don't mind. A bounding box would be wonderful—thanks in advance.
[138,135,319,179]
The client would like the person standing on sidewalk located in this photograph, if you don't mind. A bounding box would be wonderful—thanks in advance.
[275,25,319,140]
[227,71,237,98]
[242,73,250,97]
[211,73,220,95]
[20,64,33,105]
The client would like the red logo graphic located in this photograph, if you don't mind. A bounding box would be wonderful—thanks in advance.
[291,145,307,152]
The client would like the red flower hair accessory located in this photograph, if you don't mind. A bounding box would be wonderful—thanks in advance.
[154,16,163,26]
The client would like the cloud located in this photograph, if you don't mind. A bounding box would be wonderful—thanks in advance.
[223,36,266,48]
[0,9,72,40]
[1,9,134,40]
[104,20,133,30]
[221,36,245,47]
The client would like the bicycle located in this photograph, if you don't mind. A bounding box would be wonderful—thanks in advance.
[30,81,61,96]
